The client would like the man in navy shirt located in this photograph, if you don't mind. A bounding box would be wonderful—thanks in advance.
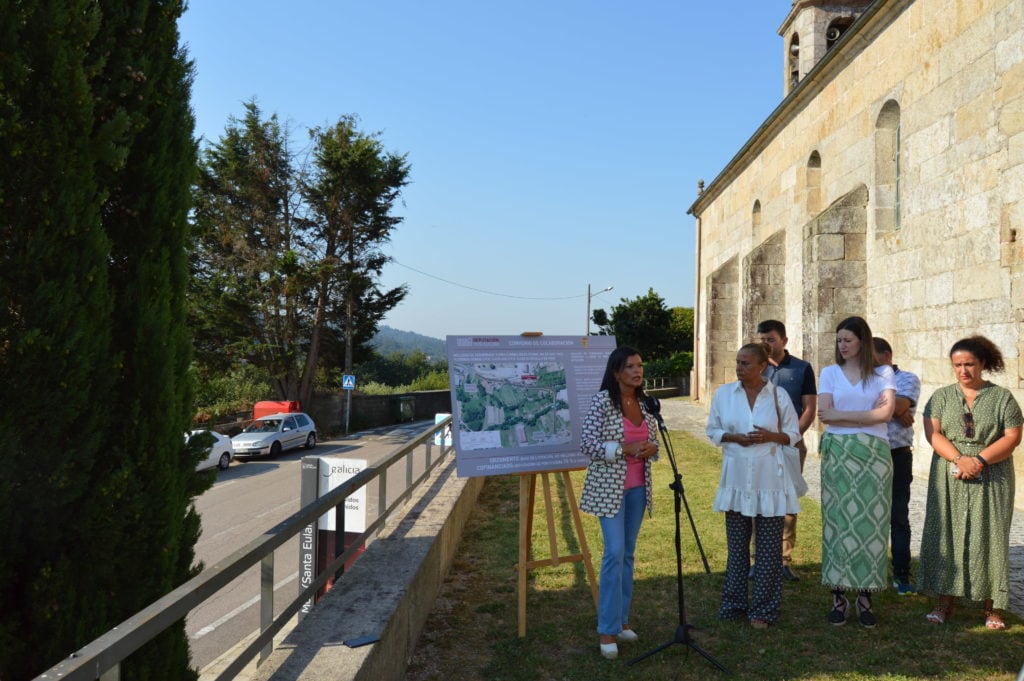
[758,320,817,581]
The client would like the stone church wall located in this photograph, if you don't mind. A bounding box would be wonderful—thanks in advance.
[690,0,1024,499]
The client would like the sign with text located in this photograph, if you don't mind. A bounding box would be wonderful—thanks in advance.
[317,457,368,532]
[298,457,319,618]
[445,335,616,477]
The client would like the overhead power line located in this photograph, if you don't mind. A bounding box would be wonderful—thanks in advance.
[391,259,591,301]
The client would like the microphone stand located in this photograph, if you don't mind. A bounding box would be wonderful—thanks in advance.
[626,397,730,675]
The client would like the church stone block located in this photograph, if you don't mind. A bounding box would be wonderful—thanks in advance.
[834,287,867,312]
[816,233,846,261]
[818,261,867,289]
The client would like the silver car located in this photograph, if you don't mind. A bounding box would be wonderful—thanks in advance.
[231,412,317,458]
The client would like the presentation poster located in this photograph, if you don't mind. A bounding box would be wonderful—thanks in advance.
[446,335,617,477]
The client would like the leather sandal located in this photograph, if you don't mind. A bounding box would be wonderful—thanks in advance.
[984,609,1006,630]
[827,593,848,626]
[926,596,954,624]
[856,594,876,628]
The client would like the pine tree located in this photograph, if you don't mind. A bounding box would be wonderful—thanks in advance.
[192,108,410,408]
[303,117,410,403]
[0,2,203,678]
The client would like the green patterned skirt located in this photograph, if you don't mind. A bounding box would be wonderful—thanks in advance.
[820,432,893,591]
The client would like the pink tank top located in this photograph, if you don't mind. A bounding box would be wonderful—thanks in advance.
[623,417,649,490]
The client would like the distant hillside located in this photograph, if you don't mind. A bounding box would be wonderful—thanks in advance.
[371,326,446,360]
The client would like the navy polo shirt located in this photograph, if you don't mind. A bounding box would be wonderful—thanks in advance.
[763,351,816,416]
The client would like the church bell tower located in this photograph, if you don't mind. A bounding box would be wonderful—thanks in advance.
[779,0,874,96]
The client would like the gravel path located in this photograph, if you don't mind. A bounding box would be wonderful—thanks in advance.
[656,396,1024,618]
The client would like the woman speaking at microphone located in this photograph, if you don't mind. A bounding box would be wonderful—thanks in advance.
[579,346,660,660]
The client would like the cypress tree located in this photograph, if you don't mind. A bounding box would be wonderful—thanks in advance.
[0,1,114,676]
[0,1,203,678]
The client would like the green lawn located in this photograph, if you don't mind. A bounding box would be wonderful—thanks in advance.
[405,431,1023,681]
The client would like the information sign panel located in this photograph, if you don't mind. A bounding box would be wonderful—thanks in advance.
[445,335,616,477]
[317,457,368,532]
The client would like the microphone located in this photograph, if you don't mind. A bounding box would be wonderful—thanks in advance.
[643,395,666,429]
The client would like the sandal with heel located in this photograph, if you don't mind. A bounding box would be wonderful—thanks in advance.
[856,594,876,628]
[827,593,848,626]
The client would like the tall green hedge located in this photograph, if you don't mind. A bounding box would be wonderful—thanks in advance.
[0,2,204,679]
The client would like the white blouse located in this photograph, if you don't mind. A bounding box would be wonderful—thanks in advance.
[706,381,802,517]
[818,364,896,441]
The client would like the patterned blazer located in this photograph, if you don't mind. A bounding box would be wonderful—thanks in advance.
[578,390,660,518]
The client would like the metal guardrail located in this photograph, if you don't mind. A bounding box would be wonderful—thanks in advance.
[35,417,455,681]
[644,376,691,395]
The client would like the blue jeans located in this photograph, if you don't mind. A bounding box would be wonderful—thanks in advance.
[890,446,913,579]
[597,486,646,635]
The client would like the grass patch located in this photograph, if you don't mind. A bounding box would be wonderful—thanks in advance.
[405,431,1023,681]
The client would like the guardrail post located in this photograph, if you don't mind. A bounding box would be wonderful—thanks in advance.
[406,445,414,490]
[334,502,345,580]
[378,469,388,528]
[260,554,274,664]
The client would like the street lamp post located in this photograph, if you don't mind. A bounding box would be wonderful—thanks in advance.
[586,284,614,336]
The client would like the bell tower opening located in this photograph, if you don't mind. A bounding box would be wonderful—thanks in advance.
[779,1,873,96]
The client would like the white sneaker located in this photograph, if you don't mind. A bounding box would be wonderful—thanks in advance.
[600,642,618,659]
[616,629,639,643]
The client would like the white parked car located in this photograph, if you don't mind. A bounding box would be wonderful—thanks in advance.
[187,430,234,471]
[231,412,317,458]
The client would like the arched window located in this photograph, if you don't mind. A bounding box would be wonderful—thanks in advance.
[874,100,901,231]
[788,34,800,92]
[806,151,822,215]
[752,200,762,235]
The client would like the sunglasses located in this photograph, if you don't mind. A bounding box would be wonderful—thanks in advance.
[962,411,975,439]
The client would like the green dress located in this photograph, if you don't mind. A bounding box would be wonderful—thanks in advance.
[919,383,1021,609]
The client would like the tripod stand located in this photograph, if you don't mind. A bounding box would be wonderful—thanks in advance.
[626,397,730,674]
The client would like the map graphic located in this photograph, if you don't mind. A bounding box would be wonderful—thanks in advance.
[445,335,615,477]
[452,361,570,450]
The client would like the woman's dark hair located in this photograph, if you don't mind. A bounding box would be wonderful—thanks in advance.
[834,315,878,378]
[949,335,1005,373]
[599,346,645,410]
[739,342,771,364]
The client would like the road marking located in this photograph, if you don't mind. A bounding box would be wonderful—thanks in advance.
[192,572,298,639]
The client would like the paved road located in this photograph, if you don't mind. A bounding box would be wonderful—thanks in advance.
[189,420,436,670]
[656,396,1024,618]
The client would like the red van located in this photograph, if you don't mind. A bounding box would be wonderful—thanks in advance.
[253,400,301,420]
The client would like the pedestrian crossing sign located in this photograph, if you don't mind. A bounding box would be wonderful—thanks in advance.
[342,374,356,390]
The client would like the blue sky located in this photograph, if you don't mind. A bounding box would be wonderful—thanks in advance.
[179,2,787,340]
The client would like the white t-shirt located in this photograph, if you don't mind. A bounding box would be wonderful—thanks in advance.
[818,364,896,440]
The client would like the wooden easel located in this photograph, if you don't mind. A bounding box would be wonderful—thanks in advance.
[516,469,598,637]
